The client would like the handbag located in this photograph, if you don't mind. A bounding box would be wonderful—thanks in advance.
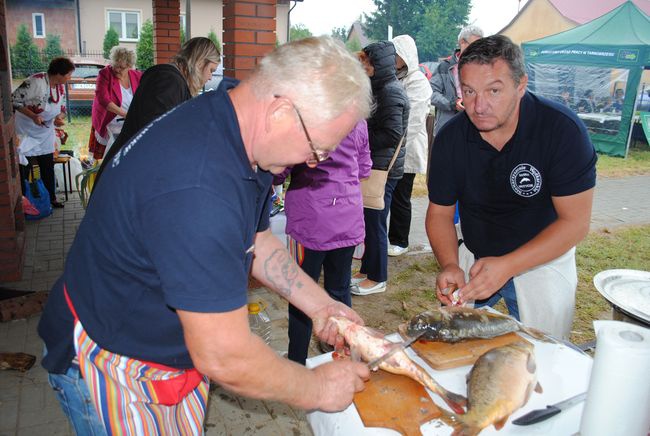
[361,136,405,210]
[23,178,52,220]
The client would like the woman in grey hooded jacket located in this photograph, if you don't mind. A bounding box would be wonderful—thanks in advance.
[388,35,433,256]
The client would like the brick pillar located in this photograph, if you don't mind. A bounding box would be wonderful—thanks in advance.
[152,0,182,65]
[223,0,277,81]
[0,0,25,281]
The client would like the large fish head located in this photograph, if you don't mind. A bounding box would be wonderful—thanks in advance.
[407,310,445,338]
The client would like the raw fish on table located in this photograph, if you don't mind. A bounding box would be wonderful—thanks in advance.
[406,306,549,343]
[441,341,542,435]
[329,316,466,414]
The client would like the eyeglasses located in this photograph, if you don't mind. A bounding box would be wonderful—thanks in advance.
[275,95,329,166]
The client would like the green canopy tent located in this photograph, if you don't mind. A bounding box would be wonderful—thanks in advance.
[522,1,650,157]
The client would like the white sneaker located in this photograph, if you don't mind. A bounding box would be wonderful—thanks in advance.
[351,281,387,296]
[350,275,366,286]
[388,245,409,257]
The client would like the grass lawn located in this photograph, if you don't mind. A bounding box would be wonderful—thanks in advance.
[60,115,91,158]
[572,224,650,344]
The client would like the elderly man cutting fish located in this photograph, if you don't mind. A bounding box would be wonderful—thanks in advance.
[426,35,597,339]
[38,37,373,435]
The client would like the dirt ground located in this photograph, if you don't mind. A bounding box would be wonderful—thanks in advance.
[349,251,443,334]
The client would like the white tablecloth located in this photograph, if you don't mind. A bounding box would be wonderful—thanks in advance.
[577,112,621,124]
[306,332,592,435]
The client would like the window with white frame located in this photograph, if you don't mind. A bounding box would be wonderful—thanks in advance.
[107,10,140,41]
[180,14,186,36]
[32,13,45,38]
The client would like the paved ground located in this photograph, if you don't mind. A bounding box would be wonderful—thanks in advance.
[1,174,649,435]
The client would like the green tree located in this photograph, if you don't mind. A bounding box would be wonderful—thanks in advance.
[331,26,348,42]
[44,34,64,63]
[289,24,312,42]
[346,35,362,52]
[363,0,471,61]
[417,0,472,61]
[136,20,154,70]
[103,27,120,59]
[11,24,44,77]
[207,30,222,52]
[180,26,186,45]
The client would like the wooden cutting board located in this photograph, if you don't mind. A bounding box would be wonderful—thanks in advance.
[354,369,442,436]
[410,332,528,370]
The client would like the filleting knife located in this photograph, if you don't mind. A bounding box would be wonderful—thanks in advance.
[366,330,425,369]
[512,392,587,425]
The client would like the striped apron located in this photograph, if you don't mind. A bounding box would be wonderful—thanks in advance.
[64,288,209,435]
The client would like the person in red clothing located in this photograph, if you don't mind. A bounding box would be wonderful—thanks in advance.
[90,47,142,159]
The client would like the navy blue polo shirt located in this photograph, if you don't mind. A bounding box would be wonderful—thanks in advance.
[39,78,273,372]
[428,92,597,258]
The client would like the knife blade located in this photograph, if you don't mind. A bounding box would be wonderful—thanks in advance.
[366,330,425,370]
[512,392,587,426]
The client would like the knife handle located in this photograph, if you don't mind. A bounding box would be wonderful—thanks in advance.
[512,405,561,425]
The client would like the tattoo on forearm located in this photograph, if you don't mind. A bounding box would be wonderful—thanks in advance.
[264,249,304,297]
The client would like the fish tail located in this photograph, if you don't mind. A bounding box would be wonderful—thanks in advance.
[451,424,482,436]
[421,373,467,414]
[442,389,468,415]
[437,410,480,436]
[520,325,556,343]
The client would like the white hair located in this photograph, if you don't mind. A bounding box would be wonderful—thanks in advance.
[252,36,372,125]
[110,46,136,69]
[458,25,484,43]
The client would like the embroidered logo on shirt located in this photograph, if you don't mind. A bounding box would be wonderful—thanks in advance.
[510,164,542,197]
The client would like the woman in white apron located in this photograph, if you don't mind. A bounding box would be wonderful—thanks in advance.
[13,57,75,208]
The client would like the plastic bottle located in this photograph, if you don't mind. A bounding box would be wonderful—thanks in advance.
[248,302,272,345]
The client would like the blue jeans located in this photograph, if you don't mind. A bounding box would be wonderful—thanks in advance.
[474,278,520,320]
[360,178,398,282]
[48,364,107,435]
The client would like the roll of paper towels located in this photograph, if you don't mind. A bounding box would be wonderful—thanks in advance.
[579,321,650,435]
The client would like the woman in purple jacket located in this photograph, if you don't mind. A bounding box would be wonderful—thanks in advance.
[274,120,371,365]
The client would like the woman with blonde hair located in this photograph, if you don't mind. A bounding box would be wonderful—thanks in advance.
[94,37,220,185]
[90,46,142,159]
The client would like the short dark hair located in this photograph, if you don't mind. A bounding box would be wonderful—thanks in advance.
[47,57,75,76]
[458,35,526,85]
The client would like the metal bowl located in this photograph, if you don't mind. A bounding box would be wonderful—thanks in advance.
[593,269,650,327]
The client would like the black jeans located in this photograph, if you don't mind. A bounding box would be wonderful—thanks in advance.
[287,245,355,365]
[388,173,416,248]
[20,153,57,203]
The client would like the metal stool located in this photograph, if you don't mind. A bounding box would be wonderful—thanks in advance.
[53,155,73,201]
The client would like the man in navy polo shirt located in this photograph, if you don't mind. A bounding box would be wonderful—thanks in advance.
[426,35,596,339]
[38,36,373,433]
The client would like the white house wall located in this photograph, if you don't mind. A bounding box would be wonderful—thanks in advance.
[79,0,289,55]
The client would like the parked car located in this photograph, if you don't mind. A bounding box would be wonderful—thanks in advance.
[66,57,108,114]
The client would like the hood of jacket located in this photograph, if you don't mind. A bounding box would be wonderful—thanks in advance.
[363,41,398,89]
[392,35,420,79]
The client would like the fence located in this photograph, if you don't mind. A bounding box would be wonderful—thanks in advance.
[11,49,105,79]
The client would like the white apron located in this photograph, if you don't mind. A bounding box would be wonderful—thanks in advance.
[16,97,62,159]
[514,247,577,340]
[456,222,577,340]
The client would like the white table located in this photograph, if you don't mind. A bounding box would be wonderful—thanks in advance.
[306,333,592,435]
[577,112,621,124]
